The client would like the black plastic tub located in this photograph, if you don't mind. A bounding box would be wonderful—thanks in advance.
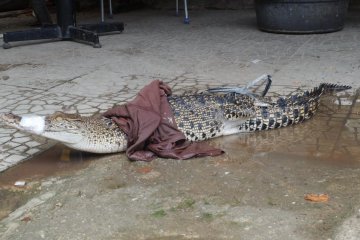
[255,0,349,33]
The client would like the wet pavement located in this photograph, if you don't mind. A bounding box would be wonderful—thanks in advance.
[0,8,360,240]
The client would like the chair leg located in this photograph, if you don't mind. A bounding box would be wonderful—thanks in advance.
[100,0,105,22]
[109,0,113,18]
[183,0,189,24]
[176,0,179,16]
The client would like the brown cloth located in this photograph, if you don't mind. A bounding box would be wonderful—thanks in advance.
[103,80,224,161]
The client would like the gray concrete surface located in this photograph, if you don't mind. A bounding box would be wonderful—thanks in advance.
[0,9,360,240]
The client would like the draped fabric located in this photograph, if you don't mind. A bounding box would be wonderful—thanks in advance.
[103,80,223,161]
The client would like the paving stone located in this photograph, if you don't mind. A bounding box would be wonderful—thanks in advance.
[31,100,46,105]
[13,136,32,143]
[0,99,8,106]
[5,94,22,100]
[89,98,108,103]
[34,110,57,115]
[3,154,26,164]
[3,141,21,149]
[4,99,19,106]
[26,148,40,155]
[14,105,31,111]
[13,132,26,138]
[56,96,73,101]
[25,141,42,148]
[0,153,10,159]
[43,104,62,110]
[62,101,77,106]
[13,145,29,152]
[30,105,44,112]
[76,104,92,110]
[0,136,12,143]
[46,100,63,105]
[120,93,137,99]
[12,110,30,115]
[86,102,101,107]
[98,103,115,110]
[0,128,17,134]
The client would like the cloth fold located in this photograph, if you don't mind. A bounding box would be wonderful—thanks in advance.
[103,80,224,161]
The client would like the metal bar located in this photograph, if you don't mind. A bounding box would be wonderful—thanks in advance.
[69,26,101,48]
[176,0,179,16]
[109,0,113,18]
[100,0,105,22]
[3,26,61,43]
[79,22,124,34]
[56,0,76,37]
[183,0,189,24]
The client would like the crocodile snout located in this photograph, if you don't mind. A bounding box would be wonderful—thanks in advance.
[0,113,22,125]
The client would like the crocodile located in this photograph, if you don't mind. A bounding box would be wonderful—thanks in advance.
[0,82,351,154]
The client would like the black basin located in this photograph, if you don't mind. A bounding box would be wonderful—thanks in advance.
[255,0,349,33]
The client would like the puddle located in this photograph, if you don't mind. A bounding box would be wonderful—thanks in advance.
[0,145,95,187]
[213,90,360,168]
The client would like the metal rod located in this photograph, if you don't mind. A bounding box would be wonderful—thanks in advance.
[109,0,113,17]
[176,0,179,16]
[100,0,104,22]
[184,0,189,23]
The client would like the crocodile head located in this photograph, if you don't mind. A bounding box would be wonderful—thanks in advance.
[0,112,84,144]
[0,111,128,153]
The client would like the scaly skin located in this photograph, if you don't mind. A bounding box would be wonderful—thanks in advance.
[0,83,351,153]
[169,83,351,141]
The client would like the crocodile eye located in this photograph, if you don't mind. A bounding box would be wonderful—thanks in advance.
[56,117,63,121]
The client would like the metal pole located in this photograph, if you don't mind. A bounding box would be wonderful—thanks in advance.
[176,0,179,16]
[109,0,113,18]
[56,0,76,37]
[100,0,104,22]
[183,0,189,24]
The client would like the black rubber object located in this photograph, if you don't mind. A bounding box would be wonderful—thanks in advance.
[255,0,349,33]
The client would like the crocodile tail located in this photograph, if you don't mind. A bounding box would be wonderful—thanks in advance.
[301,83,351,120]
[320,83,351,92]
[310,83,352,98]
[268,83,351,130]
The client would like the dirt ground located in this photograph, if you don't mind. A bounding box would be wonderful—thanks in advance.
[1,8,360,240]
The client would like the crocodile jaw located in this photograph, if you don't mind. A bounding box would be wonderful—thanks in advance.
[0,113,83,144]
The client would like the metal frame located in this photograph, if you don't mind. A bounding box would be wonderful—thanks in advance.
[2,0,124,49]
[176,0,189,24]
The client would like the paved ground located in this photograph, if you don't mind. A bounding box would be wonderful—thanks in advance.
[0,9,360,240]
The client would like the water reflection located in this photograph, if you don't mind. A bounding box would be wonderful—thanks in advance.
[0,145,95,187]
[213,89,360,167]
